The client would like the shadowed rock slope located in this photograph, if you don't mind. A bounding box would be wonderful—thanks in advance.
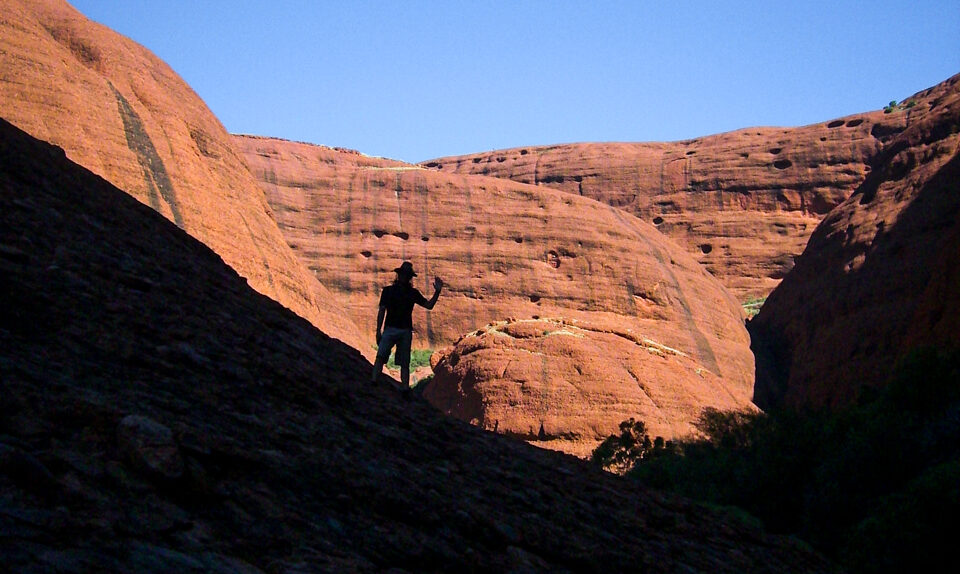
[749,75,960,410]
[235,135,756,455]
[0,120,839,572]
[421,77,957,300]
[0,0,366,354]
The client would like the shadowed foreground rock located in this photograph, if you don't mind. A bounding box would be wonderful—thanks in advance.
[749,75,960,410]
[0,0,367,355]
[0,120,837,571]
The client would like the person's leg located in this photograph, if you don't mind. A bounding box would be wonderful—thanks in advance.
[372,330,396,382]
[395,330,413,388]
[371,356,386,382]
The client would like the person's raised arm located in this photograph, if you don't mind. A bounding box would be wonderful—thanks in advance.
[423,277,443,310]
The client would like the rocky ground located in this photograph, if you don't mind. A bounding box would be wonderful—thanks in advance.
[0,118,838,572]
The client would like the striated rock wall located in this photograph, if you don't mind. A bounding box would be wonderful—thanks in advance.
[0,116,838,573]
[749,75,960,410]
[420,94,940,299]
[0,0,367,354]
[236,135,756,454]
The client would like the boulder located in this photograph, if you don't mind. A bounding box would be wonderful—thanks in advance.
[117,415,184,480]
[424,317,755,457]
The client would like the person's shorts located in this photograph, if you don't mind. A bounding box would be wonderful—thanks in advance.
[377,327,412,367]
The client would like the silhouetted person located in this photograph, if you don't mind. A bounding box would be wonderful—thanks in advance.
[371,261,443,389]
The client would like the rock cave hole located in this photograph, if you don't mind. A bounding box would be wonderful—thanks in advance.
[547,250,561,268]
[361,250,372,258]
[827,120,845,128]
[514,237,523,243]
[392,231,410,240]
[773,159,793,170]
[373,229,385,238]
[421,235,429,242]
[652,216,664,225]
[473,157,482,164]
[845,118,864,127]
[769,148,782,155]
[699,243,713,254]
[520,149,529,155]
[530,294,541,303]
[686,150,696,156]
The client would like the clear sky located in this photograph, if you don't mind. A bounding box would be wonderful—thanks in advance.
[70,0,959,163]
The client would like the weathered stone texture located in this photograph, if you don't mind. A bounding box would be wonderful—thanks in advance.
[0,0,366,354]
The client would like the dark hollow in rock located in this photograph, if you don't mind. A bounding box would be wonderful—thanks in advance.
[699,243,714,254]
[774,159,793,170]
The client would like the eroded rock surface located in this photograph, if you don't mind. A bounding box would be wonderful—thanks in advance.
[0,0,366,354]
[421,88,944,299]
[749,74,960,409]
[0,118,836,572]
[236,135,757,454]
[425,318,755,457]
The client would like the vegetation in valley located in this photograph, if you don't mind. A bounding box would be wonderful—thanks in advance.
[741,296,767,318]
[597,347,960,573]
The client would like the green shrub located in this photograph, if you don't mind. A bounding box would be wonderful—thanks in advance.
[591,418,673,473]
[387,348,433,370]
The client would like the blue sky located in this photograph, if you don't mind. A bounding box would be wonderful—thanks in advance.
[71,1,959,163]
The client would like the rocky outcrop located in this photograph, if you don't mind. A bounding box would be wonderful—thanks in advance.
[420,86,946,300]
[0,0,367,354]
[0,118,837,572]
[749,75,960,410]
[424,318,755,457]
[235,135,757,454]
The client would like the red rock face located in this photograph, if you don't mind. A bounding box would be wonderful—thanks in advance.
[0,116,837,573]
[749,74,960,410]
[425,318,755,457]
[0,0,367,354]
[421,105,925,300]
[235,135,756,455]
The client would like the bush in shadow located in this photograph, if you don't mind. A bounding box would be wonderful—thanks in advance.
[617,347,960,573]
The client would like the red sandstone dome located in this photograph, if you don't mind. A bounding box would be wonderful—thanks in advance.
[749,73,960,410]
[0,0,367,354]
[421,98,928,301]
[235,135,756,456]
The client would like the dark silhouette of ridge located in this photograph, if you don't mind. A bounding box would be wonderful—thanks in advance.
[0,117,836,572]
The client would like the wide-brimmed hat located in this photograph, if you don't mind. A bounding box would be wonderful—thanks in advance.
[394,261,417,277]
